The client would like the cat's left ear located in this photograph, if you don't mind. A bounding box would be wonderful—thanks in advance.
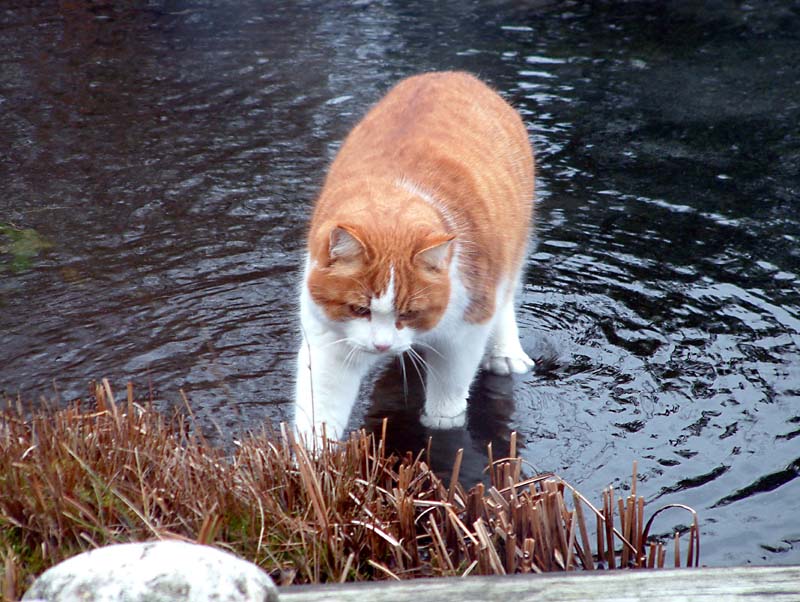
[414,234,455,271]
[329,224,367,261]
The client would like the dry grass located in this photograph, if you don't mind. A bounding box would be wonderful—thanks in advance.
[0,380,699,600]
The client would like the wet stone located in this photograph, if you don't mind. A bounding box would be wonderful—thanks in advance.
[22,540,278,602]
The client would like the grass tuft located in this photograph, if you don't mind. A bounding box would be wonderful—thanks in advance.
[0,382,699,600]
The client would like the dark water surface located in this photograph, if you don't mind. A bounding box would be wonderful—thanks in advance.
[2,0,799,566]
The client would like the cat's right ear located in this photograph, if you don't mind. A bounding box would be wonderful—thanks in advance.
[329,225,366,261]
[414,234,455,271]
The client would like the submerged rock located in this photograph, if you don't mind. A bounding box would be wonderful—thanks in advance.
[23,540,278,602]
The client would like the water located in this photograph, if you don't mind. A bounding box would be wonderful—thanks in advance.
[2,0,799,566]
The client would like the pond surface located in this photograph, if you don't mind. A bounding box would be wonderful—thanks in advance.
[2,0,799,566]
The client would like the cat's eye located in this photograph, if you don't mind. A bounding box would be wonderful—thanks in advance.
[349,304,371,318]
[399,310,419,321]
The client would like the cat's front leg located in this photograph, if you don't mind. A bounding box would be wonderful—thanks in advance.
[481,298,535,375]
[295,336,372,443]
[420,324,492,429]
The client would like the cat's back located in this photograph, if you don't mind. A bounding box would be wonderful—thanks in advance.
[331,71,533,211]
[315,72,535,322]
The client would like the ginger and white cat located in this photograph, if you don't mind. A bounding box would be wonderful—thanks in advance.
[295,71,534,441]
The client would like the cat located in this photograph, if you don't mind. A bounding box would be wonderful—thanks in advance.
[295,71,535,442]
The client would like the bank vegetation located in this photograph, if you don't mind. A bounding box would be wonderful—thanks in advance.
[0,380,699,600]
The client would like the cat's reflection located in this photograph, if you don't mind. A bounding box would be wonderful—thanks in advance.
[363,354,522,486]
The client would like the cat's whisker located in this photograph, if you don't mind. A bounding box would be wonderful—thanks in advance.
[413,350,443,385]
[342,353,354,373]
[407,346,428,370]
[317,337,351,351]
[343,345,361,372]
[399,355,409,402]
[405,349,428,398]
[339,345,355,372]
[409,347,444,391]
[412,341,444,359]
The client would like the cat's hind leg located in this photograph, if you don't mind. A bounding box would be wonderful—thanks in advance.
[420,323,492,429]
[481,298,534,375]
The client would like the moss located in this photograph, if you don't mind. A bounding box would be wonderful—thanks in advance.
[0,223,52,273]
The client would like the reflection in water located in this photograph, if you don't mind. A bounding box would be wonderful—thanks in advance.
[2,0,800,566]
[365,357,523,486]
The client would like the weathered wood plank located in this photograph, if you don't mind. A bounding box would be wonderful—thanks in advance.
[279,566,800,602]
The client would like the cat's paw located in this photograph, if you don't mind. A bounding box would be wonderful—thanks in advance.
[482,348,535,375]
[421,394,467,429]
[420,411,466,429]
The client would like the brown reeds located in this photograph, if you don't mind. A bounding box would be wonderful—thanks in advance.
[0,382,699,600]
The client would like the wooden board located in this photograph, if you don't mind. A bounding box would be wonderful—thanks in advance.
[279,566,800,602]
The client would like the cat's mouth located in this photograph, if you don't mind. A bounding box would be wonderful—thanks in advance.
[354,343,407,356]
[364,346,394,356]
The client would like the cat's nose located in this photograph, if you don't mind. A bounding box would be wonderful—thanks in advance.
[373,343,391,353]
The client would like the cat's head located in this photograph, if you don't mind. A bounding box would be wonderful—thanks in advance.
[306,223,455,355]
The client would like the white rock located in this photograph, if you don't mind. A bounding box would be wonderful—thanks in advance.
[23,540,278,602]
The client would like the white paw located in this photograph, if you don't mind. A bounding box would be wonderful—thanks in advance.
[482,347,535,375]
[420,411,466,429]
